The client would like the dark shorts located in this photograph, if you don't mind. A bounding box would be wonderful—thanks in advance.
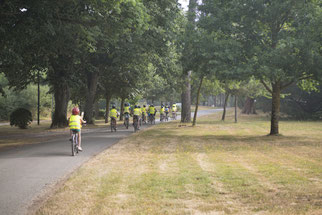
[71,129,80,133]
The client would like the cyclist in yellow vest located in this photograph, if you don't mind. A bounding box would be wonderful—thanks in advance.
[109,105,119,131]
[160,105,165,122]
[165,105,170,118]
[141,105,147,123]
[68,107,86,151]
[124,103,131,115]
[109,105,119,120]
[149,104,156,116]
[172,104,177,112]
[171,104,177,120]
[133,105,141,130]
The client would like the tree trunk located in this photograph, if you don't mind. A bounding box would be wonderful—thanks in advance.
[181,71,192,123]
[50,82,70,128]
[84,72,99,124]
[120,97,125,121]
[192,76,204,126]
[213,95,217,107]
[234,95,237,123]
[105,94,111,123]
[221,93,229,121]
[270,82,281,135]
[93,100,99,119]
[242,97,257,114]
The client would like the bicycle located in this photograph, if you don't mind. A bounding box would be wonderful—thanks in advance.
[141,113,147,125]
[110,117,117,132]
[124,113,130,129]
[160,113,164,122]
[165,112,169,121]
[149,114,155,125]
[172,112,177,120]
[133,116,139,132]
[71,130,79,156]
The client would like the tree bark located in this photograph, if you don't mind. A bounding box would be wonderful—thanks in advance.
[94,100,99,119]
[50,82,70,128]
[192,76,204,126]
[221,93,229,121]
[242,97,257,114]
[234,95,237,123]
[181,71,192,123]
[105,93,111,123]
[84,71,99,124]
[270,82,281,135]
[120,97,125,121]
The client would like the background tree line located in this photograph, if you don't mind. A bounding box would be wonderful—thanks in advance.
[1,0,321,136]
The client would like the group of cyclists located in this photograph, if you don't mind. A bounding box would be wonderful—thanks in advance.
[109,103,178,130]
[68,103,177,152]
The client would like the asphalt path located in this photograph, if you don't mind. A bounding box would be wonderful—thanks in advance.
[0,108,222,215]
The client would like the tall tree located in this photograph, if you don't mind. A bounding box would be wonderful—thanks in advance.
[199,0,322,135]
[179,0,199,123]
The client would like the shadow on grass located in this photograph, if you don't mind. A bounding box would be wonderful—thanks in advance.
[139,128,320,151]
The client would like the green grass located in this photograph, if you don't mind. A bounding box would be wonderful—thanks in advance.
[35,111,322,215]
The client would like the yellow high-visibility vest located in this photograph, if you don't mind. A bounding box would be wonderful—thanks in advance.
[69,115,81,129]
[149,107,156,114]
[109,108,118,118]
[160,107,165,114]
[124,106,130,114]
[133,108,141,116]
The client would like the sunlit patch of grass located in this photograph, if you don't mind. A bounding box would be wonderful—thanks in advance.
[35,110,322,215]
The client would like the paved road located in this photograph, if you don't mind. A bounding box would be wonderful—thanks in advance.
[0,108,222,215]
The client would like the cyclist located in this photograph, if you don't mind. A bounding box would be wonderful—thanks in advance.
[160,105,165,122]
[148,104,157,123]
[165,105,170,120]
[133,105,141,130]
[68,107,86,151]
[123,103,131,126]
[171,104,177,119]
[141,105,147,123]
[109,105,119,130]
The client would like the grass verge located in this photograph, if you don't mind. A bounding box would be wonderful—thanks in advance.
[35,111,322,214]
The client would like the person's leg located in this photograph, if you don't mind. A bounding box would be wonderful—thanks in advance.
[78,130,82,150]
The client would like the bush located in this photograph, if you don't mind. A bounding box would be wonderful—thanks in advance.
[10,108,33,129]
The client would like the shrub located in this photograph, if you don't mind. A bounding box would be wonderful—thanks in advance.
[10,108,33,129]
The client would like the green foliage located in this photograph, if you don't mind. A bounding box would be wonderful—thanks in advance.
[10,108,32,129]
[0,74,52,121]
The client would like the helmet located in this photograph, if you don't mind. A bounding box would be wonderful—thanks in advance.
[72,107,80,115]
[125,103,129,106]
[112,105,116,109]
[134,105,138,108]
[138,106,141,108]
[143,105,146,107]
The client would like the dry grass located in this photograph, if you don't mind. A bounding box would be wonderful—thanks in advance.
[35,111,322,215]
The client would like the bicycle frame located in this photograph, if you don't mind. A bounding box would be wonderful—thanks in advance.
[110,117,117,132]
[71,131,79,156]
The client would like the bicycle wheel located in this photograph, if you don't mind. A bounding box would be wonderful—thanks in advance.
[126,118,129,129]
[71,134,76,156]
[75,136,79,155]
